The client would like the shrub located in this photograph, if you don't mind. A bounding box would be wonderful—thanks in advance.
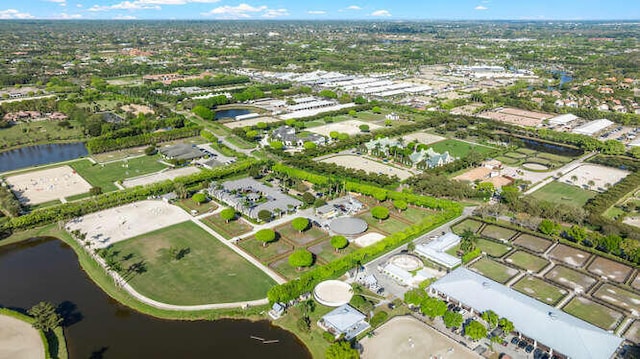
[370,311,389,327]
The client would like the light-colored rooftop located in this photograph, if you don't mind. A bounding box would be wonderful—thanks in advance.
[430,268,623,359]
[330,217,368,236]
[414,232,461,268]
[572,119,614,136]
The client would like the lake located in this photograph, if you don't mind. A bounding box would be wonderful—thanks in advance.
[215,108,252,120]
[0,143,88,173]
[0,238,310,359]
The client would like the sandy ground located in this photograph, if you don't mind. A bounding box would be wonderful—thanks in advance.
[6,165,92,205]
[279,103,355,120]
[66,200,191,248]
[308,119,382,137]
[558,164,629,192]
[313,280,353,306]
[400,132,445,145]
[121,104,154,115]
[223,116,281,129]
[354,232,386,247]
[320,155,414,180]
[361,316,478,359]
[122,167,200,188]
[0,315,45,359]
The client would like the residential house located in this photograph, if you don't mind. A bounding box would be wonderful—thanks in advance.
[317,304,370,340]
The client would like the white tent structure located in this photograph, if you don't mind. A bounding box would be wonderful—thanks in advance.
[429,268,623,359]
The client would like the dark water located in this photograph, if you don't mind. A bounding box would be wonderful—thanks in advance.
[215,109,252,120]
[522,138,583,157]
[0,143,88,172]
[548,70,573,90]
[0,238,310,359]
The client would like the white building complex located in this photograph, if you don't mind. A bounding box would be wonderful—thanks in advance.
[430,268,623,359]
[414,232,461,268]
[571,119,614,136]
[548,113,579,127]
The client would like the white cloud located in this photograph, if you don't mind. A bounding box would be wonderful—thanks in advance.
[57,12,82,19]
[88,1,161,11]
[46,0,67,6]
[262,8,289,18]
[474,5,488,10]
[307,10,326,15]
[114,14,137,19]
[346,5,361,10]
[370,9,391,17]
[76,4,83,7]
[0,9,35,19]
[137,0,219,4]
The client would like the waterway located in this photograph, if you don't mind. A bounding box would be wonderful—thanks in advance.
[0,238,310,359]
[215,108,252,120]
[0,143,88,173]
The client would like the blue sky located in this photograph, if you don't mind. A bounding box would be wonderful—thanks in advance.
[0,0,638,20]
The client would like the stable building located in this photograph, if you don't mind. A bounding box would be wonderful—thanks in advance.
[318,304,370,340]
[414,232,461,269]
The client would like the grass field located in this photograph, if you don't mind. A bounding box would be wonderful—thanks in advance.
[238,236,293,262]
[446,238,511,258]
[451,219,483,234]
[110,221,276,305]
[563,297,623,331]
[495,156,519,165]
[0,119,85,150]
[175,198,219,214]
[530,181,596,208]
[481,225,517,241]
[469,258,519,284]
[513,276,568,305]
[594,284,640,313]
[505,250,549,272]
[545,265,597,292]
[401,206,436,223]
[358,213,409,235]
[309,240,355,264]
[201,213,252,239]
[276,223,328,246]
[587,257,633,283]
[71,156,167,192]
[429,139,494,158]
[270,256,314,280]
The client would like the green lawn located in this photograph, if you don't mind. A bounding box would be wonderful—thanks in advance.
[563,297,623,331]
[238,237,293,262]
[201,213,251,239]
[469,258,519,284]
[358,214,409,235]
[477,238,512,257]
[401,207,435,223]
[0,120,85,150]
[71,156,167,192]
[451,219,484,234]
[495,156,520,165]
[277,223,328,246]
[175,198,219,215]
[516,148,537,155]
[545,265,597,291]
[481,224,517,241]
[310,240,355,264]
[594,284,640,313]
[505,251,549,273]
[530,181,596,208]
[513,276,568,305]
[504,152,528,159]
[429,139,494,158]
[110,221,276,305]
[270,256,315,280]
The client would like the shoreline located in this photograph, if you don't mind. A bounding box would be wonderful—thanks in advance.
[0,307,67,359]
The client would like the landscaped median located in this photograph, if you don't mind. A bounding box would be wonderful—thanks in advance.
[0,307,67,359]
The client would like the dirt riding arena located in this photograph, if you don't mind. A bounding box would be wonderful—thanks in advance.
[558,164,629,192]
[548,244,592,267]
[121,104,154,115]
[587,257,633,283]
[308,119,382,137]
[354,232,386,247]
[66,200,191,248]
[319,155,414,180]
[360,316,478,359]
[122,167,200,188]
[6,165,92,205]
[400,131,445,145]
[512,234,552,253]
[0,314,45,359]
[223,116,281,129]
[479,107,550,127]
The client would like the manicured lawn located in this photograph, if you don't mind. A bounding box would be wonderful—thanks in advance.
[224,135,256,149]
[516,148,537,155]
[536,152,573,163]
[71,156,167,192]
[270,256,315,280]
[110,221,276,305]
[469,258,519,284]
[277,223,328,246]
[175,198,219,215]
[495,156,520,165]
[429,139,494,158]
[504,152,527,159]
[513,276,568,305]
[505,250,549,273]
[0,119,85,150]
[477,238,511,257]
[238,237,293,262]
[201,213,252,239]
[309,240,355,263]
[513,234,553,253]
[594,284,640,313]
[401,206,435,223]
[358,213,410,234]
[481,224,517,241]
[530,181,596,208]
[563,297,623,331]
[451,219,484,234]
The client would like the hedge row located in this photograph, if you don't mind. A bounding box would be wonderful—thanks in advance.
[585,171,640,216]
[86,126,202,153]
[6,159,258,231]
[272,163,329,185]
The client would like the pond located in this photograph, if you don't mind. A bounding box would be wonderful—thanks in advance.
[0,143,88,173]
[215,108,252,120]
[0,238,310,359]
[521,138,583,157]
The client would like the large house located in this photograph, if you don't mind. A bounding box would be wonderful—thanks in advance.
[364,137,456,169]
[270,125,326,148]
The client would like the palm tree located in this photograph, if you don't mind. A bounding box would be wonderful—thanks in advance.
[460,229,478,253]
[570,175,578,182]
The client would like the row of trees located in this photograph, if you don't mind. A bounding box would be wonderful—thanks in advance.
[86,126,201,153]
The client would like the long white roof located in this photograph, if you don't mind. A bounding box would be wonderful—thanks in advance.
[414,232,461,268]
[571,119,614,136]
[430,268,623,359]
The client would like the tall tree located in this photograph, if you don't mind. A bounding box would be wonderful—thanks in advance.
[28,301,62,332]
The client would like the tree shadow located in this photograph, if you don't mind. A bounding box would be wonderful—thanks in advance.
[56,301,83,327]
[44,330,59,359]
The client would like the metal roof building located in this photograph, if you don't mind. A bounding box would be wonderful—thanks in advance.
[429,268,623,359]
[571,119,614,136]
[414,232,461,268]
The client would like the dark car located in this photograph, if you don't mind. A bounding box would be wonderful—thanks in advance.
[510,337,519,345]
[518,340,527,349]
[525,345,534,353]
